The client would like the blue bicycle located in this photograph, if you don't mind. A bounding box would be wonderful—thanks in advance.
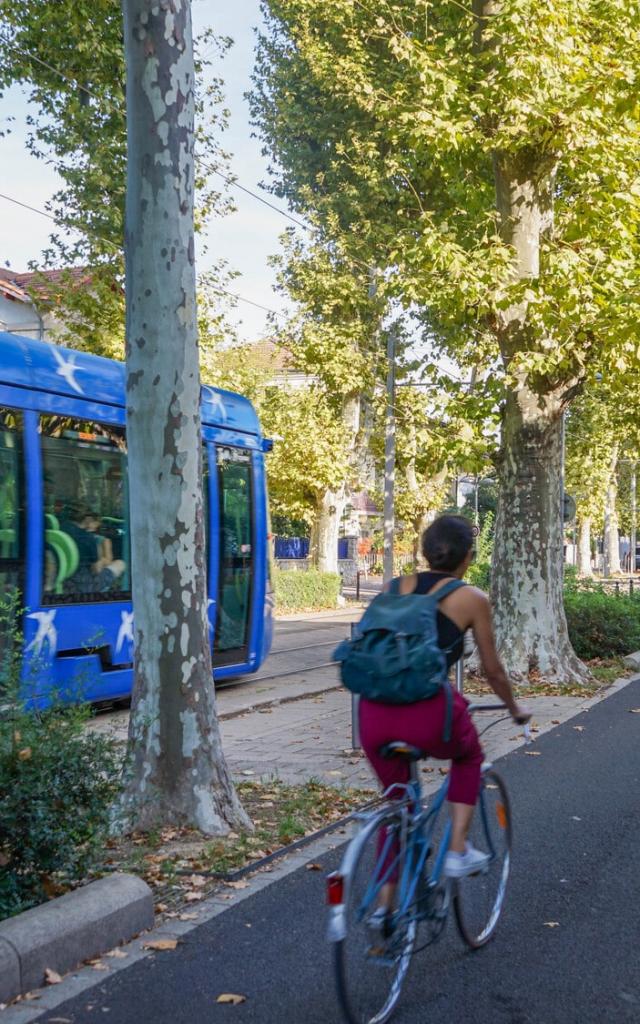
[327,704,515,1024]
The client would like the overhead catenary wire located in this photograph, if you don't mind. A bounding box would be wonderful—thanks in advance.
[0,190,288,320]
[1,33,377,279]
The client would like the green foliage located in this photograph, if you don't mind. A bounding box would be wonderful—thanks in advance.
[0,3,233,351]
[564,589,640,661]
[0,595,121,917]
[273,568,341,611]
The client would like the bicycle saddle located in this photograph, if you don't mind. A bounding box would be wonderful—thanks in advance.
[379,741,424,762]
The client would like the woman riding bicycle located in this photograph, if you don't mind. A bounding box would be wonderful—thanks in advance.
[359,514,530,880]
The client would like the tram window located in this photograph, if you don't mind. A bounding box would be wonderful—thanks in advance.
[40,415,131,604]
[215,447,253,655]
[0,408,24,688]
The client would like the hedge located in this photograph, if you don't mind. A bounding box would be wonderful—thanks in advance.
[273,569,341,612]
[564,589,640,660]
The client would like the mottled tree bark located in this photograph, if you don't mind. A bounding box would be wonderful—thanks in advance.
[490,151,588,683]
[491,392,588,683]
[117,0,250,834]
[310,396,360,574]
[577,517,593,577]
[604,444,621,576]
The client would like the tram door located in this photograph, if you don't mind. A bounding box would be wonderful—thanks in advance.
[0,408,24,688]
[213,445,254,666]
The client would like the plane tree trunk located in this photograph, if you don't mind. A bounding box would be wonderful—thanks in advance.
[577,517,593,577]
[489,149,589,684]
[117,0,250,834]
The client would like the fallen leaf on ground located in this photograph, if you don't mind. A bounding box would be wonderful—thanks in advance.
[306,863,322,871]
[184,874,206,887]
[224,880,249,890]
[90,962,109,971]
[47,1018,72,1023]
[544,921,560,928]
[178,913,200,921]
[216,994,247,1005]
[629,708,640,714]
[45,968,62,985]
[241,770,255,776]
[439,767,449,775]
[184,891,204,902]
[18,747,32,761]
[525,751,542,757]
[572,816,582,821]
[573,726,585,732]
[23,992,40,1000]
[551,719,560,724]
[142,938,179,951]
[106,949,128,959]
[155,903,169,913]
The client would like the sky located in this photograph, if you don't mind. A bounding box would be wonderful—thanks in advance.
[0,1,292,342]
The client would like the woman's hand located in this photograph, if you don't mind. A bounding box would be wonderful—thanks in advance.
[510,703,532,725]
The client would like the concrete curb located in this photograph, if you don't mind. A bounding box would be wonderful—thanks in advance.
[0,873,153,1004]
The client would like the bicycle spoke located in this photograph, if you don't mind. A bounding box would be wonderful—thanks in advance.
[453,768,512,948]
[334,810,417,1024]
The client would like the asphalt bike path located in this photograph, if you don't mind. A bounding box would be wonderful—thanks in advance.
[34,678,640,1024]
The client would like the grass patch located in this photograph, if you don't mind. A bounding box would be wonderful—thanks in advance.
[99,779,373,915]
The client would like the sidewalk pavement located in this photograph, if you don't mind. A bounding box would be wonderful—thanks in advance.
[91,670,626,794]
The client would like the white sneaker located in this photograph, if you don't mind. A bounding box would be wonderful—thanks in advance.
[444,842,490,879]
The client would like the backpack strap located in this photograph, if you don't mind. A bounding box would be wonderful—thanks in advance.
[432,578,466,603]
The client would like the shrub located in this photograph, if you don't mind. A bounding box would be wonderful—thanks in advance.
[0,695,121,918]
[273,568,341,611]
[0,594,121,918]
[564,589,640,660]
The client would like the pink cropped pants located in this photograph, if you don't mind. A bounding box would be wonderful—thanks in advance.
[359,687,483,806]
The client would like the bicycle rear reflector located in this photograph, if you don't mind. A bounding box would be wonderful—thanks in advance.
[496,803,507,829]
[326,873,345,905]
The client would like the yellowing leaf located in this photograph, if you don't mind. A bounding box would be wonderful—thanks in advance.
[18,747,32,761]
[224,880,249,890]
[142,938,179,951]
[45,968,62,985]
[184,891,204,902]
[216,994,247,1005]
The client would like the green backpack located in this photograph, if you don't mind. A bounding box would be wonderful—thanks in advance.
[332,578,465,741]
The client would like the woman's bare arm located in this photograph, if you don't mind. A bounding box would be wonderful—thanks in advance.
[470,592,530,723]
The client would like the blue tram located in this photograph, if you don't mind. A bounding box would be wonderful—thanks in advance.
[0,332,274,707]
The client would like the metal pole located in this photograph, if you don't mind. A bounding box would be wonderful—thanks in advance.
[350,621,360,750]
[455,657,464,694]
[631,463,637,576]
[383,327,396,585]
[474,474,479,528]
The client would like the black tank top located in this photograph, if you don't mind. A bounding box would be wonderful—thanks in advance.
[411,570,464,668]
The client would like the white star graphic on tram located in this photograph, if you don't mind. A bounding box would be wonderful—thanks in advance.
[52,346,84,395]
[26,610,58,656]
[116,610,135,654]
[205,387,226,422]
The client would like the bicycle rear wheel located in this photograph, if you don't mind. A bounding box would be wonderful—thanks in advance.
[334,810,417,1024]
[453,767,511,948]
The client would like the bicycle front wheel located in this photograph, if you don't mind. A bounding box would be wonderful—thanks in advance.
[453,767,512,948]
[334,810,417,1024]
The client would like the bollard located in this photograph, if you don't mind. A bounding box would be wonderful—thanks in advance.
[631,579,635,598]
[356,570,361,602]
[616,581,620,596]
[455,657,464,694]
[349,621,361,750]
[351,693,361,751]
